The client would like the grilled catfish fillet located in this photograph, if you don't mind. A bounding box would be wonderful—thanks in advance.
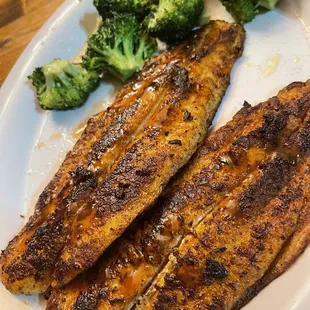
[0,21,245,294]
[137,82,310,310]
[47,80,310,310]
[232,202,310,310]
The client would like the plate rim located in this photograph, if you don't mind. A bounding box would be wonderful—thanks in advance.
[0,0,309,309]
[0,0,78,122]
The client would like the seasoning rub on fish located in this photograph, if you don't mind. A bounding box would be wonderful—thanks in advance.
[0,20,245,294]
[47,81,310,309]
[136,81,310,310]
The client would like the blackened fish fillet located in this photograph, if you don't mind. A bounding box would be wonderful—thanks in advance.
[47,80,310,310]
[0,20,245,294]
[137,83,310,310]
[232,192,310,310]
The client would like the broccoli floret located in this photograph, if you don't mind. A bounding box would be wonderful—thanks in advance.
[256,0,279,10]
[94,0,157,18]
[219,0,280,23]
[28,59,99,110]
[83,14,157,82]
[220,0,257,23]
[145,0,204,43]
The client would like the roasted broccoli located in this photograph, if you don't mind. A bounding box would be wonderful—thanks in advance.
[28,59,99,110]
[256,0,279,10]
[219,0,280,23]
[83,14,157,82]
[94,0,157,18]
[145,0,204,43]
[220,0,257,23]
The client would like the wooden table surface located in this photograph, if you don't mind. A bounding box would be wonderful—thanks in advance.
[0,0,64,87]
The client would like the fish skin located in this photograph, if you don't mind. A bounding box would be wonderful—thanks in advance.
[47,80,310,310]
[0,20,245,295]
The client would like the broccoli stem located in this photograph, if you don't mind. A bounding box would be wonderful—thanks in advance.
[45,74,56,90]
[136,39,146,60]
[57,72,72,87]
[88,42,144,82]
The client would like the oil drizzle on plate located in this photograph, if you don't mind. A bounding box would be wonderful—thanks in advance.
[73,15,102,63]
[263,53,281,77]
[88,100,106,116]
[49,132,62,141]
[34,141,46,150]
[71,120,88,140]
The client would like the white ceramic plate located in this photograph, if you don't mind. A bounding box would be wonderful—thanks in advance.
[0,0,309,308]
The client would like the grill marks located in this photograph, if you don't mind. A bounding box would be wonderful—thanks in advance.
[135,81,310,310]
[48,80,310,310]
[0,21,245,295]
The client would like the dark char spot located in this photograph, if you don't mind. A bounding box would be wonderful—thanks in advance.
[169,140,182,146]
[204,259,228,280]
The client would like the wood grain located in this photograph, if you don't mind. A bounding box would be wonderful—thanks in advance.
[0,0,64,86]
